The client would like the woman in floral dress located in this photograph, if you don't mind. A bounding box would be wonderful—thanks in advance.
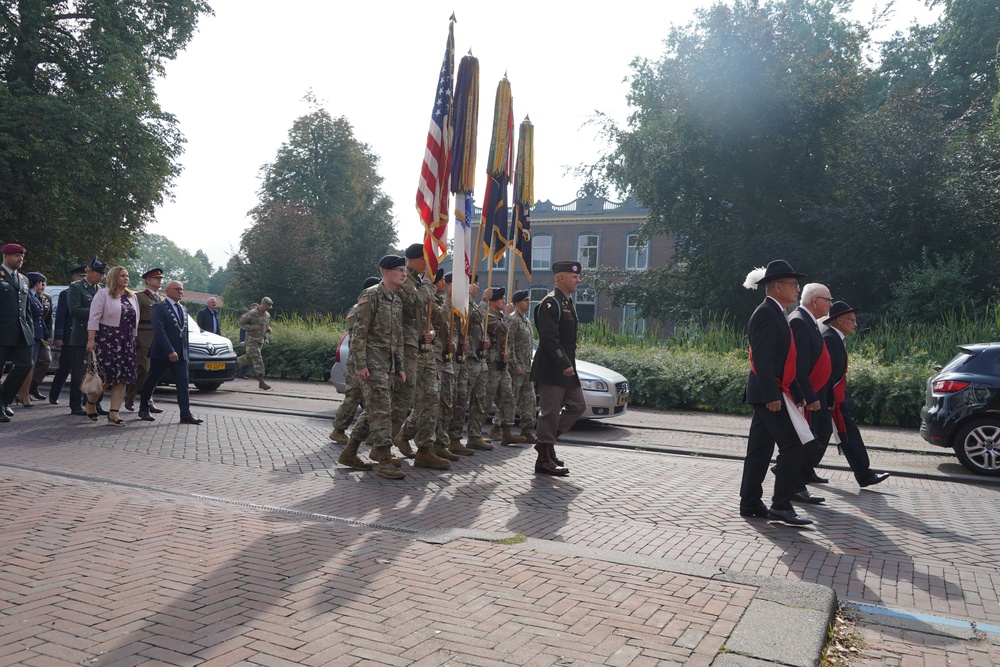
[86,266,139,426]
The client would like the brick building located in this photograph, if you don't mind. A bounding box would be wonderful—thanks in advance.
[473,182,667,334]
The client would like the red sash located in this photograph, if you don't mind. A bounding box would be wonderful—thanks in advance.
[749,327,797,402]
[831,376,847,432]
[804,343,832,426]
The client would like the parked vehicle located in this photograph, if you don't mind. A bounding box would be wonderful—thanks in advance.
[920,343,1000,476]
[42,286,237,392]
[329,333,630,420]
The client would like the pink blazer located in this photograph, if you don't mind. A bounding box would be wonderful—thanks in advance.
[87,288,139,338]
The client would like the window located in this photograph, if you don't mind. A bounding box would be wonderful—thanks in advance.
[622,303,646,337]
[532,235,552,271]
[529,286,549,319]
[577,234,599,268]
[575,286,596,324]
[626,233,649,270]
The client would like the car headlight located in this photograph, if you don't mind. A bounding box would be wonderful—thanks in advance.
[580,379,608,391]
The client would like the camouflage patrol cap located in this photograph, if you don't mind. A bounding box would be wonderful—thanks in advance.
[260,297,273,306]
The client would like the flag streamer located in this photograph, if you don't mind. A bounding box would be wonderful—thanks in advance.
[481,78,513,267]
[513,116,534,279]
[451,53,480,330]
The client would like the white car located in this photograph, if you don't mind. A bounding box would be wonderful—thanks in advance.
[329,333,630,420]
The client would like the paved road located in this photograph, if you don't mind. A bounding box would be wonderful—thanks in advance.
[0,377,996,666]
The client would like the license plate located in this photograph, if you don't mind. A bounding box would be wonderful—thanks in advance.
[203,362,226,371]
[618,396,629,406]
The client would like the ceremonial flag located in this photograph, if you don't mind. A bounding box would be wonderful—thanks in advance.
[415,17,455,276]
[450,52,480,325]
[512,116,534,279]
[481,78,513,266]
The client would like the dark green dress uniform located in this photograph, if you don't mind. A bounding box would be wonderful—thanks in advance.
[0,262,33,415]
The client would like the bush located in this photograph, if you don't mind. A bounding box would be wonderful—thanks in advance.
[220,313,346,381]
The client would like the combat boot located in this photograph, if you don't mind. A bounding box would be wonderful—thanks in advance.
[414,446,451,470]
[534,443,569,476]
[338,436,374,470]
[369,446,401,466]
[465,435,494,451]
[500,425,527,445]
[433,442,461,461]
[487,424,501,442]
[549,443,565,467]
[448,438,475,456]
[518,425,537,444]
[257,375,272,391]
[329,428,349,444]
[393,433,416,458]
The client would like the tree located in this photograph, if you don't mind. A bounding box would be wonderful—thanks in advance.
[597,0,866,318]
[0,0,212,278]
[230,101,397,315]
[130,233,210,292]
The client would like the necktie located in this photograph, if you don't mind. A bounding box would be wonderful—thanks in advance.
[174,302,184,326]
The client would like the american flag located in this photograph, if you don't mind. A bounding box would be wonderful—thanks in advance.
[415,19,454,276]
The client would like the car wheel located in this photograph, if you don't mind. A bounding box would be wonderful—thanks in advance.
[194,382,222,392]
[953,419,1000,476]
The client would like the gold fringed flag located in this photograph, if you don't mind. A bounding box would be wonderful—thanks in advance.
[512,116,534,279]
[480,77,513,266]
[451,52,479,327]
[415,17,455,276]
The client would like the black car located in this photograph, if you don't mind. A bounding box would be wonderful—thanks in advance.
[920,343,1000,476]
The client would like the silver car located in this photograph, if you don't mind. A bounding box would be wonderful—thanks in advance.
[329,333,630,420]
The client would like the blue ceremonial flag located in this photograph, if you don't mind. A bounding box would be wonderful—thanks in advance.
[480,173,509,265]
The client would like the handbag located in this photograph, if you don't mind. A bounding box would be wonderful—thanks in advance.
[80,350,105,395]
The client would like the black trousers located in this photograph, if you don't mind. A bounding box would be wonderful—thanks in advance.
[740,403,809,511]
[0,342,32,405]
[140,357,192,417]
[837,408,873,481]
[47,344,75,405]
[800,407,833,478]
[69,345,87,411]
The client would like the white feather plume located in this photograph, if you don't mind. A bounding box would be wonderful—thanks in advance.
[743,267,766,290]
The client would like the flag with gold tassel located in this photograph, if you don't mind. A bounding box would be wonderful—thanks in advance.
[415,16,455,276]
[512,116,534,280]
[480,77,513,266]
[451,51,479,326]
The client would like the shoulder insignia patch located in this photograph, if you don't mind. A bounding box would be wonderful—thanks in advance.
[357,296,368,305]
[545,302,553,309]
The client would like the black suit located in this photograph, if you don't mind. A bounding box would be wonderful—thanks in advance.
[823,328,873,480]
[740,297,809,511]
[196,306,221,335]
[66,279,100,412]
[47,287,77,405]
[789,307,833,473]
[0,265,33,407]
[139,299,194,418]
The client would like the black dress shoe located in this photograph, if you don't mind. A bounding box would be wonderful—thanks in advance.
[148,405,163,414]
[807,473,829,484]
[70,408,88,416]
[767,507,814,526]
[30,390,46,401]
[859,472,890,487]
[137,411,155,422]
[95,404,109,416]
[49,398,60,405]
[740,504,769,518]
[179,415,203,425]
[0,410,9,423]
[123,400,135,412]
[792,491,826,505]
[3,405,14,417]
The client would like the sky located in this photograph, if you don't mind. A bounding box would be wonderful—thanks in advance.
[150,0,940,271]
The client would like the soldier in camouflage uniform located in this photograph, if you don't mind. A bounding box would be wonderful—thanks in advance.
[236,297,273,390]
[483,287,526,446]
[507,289,538,443]
[393,243,450,470]
[338,255,408,479]
[435,274,473,457]
[462,283,494,450]
[329,276,380,444]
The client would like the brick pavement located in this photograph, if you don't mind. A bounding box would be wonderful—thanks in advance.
[3,384,999,665]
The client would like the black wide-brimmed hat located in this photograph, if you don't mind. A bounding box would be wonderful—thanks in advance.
[743,259,806,289]
[827,301,860,320]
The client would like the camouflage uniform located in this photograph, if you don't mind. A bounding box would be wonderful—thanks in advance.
[433,293,470,456]
[236,307,271,376]
[348,282,404,476]
[484,307,517,428]
[396,267,437,444]
[449,303,472,443]
[331,304,362,437]
[462,298,492,448]
[508,308,537,431]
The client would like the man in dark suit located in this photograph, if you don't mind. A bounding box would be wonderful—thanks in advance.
[822,302,890,488]
[739,260,815,526]
[787,282,835,504]
[196,297,222,335]
[0,243,34,422]
[47,266,87,408]
[530,260,586,476]
[66,257,107,417]
[137,280,203,425]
